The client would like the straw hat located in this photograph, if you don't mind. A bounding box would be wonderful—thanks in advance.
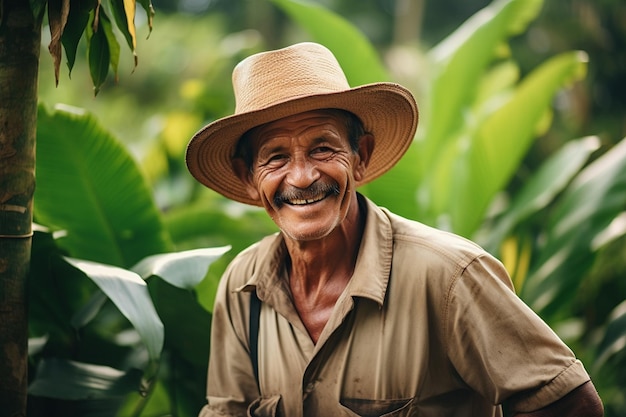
[185,42,419,206]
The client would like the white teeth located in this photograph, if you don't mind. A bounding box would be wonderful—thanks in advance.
[288,195,324,205]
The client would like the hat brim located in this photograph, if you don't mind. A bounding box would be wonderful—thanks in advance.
[185,82,418,206]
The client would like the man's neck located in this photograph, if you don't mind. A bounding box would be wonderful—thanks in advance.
[284,194,365,290]
[283,194,366,343]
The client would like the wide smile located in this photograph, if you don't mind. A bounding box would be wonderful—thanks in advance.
[275,183,340,208]
[284,192,329,206]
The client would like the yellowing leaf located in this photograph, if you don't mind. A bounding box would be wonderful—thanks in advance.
[123,0,137,49]
[110,0,138,69]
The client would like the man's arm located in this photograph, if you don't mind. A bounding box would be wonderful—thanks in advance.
[512,381,603,417]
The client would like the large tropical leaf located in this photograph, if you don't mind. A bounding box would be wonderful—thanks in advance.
[364,0,544,222]
[65,257,164,360]
[451,51,589,236]
[406,50,587,235]
[130,246,233,415]
[270,0,388,85]
[132,246,231,366]
[423,0,543,164]
[132,246,231,290]
[163,201,277,311]
[35,104,172,268]
[29,230,156,375]
[522,137,626,320]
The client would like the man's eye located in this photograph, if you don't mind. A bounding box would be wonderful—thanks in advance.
[312,147,333,155]
[265,154,287,165]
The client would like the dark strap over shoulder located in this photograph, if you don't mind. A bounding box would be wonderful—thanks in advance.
[249,290,261,388]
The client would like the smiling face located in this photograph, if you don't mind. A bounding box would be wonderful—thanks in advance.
[234,110,373,243]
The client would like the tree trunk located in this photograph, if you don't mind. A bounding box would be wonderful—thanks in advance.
[0,1,41,415]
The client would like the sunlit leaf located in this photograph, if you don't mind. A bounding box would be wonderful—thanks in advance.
[473,51,587,179]
[132,246,231,290]
[29,358,142,400]
[365,0,544,224]
[474,60,520,109]
[110,0,138,69]
[35,104,172,268]
[47,0,70,85]
[422,0,543,170]
[65,257,164,359]
[270,0,388,85]
[451,51,588,236]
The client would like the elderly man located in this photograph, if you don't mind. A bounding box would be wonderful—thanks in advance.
[185,42,603,417]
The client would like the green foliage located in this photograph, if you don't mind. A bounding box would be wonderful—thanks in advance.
[480,136,601,255]
[270,0,388,84]
[35,104,171,267]
[521,137,626,318]
[30,0,626,415]
[29,359,143,401]
[65,257,164,361]
[86,10,117,95]
[61,0,91,74]
[363,0,589,238]
[42,0,154,94]
[29,105,229,415]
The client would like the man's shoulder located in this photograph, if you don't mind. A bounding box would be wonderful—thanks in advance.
[381,207,485,259]
[381,208,483,251]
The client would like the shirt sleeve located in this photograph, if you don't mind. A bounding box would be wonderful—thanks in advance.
[443,253,590,411]
[199,264,259,417]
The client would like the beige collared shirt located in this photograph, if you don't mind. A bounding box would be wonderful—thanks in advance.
[200,196,590,417]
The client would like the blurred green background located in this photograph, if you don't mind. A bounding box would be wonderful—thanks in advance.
[26,0,626,415]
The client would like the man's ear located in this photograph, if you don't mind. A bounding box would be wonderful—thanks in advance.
[232,158,260,201]
[354,133,374,182]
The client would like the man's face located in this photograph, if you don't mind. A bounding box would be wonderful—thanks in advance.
[237,110,371,242]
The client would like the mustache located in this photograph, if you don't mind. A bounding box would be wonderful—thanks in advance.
[274,182,340,205]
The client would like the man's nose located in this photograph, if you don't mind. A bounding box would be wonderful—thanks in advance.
[286,155,320,188]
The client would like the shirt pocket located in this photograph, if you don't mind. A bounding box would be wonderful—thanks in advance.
[340,397,414,416]
[247,394,281,417]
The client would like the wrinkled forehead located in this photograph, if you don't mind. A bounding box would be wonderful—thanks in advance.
[236,109,353,156]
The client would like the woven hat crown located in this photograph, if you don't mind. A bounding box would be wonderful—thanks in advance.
[233,42,351,114]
